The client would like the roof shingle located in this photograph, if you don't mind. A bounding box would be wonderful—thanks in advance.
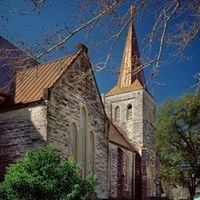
[106,79,143,96]
[14,55,74,104]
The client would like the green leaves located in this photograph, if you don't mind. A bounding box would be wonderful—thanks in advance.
[156,93,200,198]
[0,147,97,200]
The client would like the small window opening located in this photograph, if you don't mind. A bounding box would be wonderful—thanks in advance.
[115,106,120,121]
[127,104,132,120]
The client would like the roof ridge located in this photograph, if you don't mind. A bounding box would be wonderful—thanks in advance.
[17,54,74,73]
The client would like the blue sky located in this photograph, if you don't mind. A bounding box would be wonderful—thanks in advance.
[0,1,199,105]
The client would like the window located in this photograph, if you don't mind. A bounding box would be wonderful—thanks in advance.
[79,105,96,175]
[89,131,95,173]
[125,156,130,191]
[114,106,120,121]
[127,104,132,120]
[71,122,78,162]
[80,106,88,176]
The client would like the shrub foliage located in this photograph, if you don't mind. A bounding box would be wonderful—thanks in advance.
[0,147,97,200]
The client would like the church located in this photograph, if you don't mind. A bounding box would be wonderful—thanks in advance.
[0,6,160,199]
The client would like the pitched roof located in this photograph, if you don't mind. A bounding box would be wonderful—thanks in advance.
[106,79,143,96]
[14,55,74,104]
[106,10,145,97]
[117,19,145,87]
[108,119,135,152]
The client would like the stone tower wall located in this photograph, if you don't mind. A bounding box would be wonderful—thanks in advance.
[105,89,158,197]
[105,90,143,152]
[142,90,157,197]
[143,90,156,154]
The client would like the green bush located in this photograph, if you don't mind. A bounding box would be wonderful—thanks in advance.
[0,147,97,200]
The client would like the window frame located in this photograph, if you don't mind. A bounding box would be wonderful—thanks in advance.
[114,106,120,121]
[89,131,96,173]
[70,122,79,162]
[80,105,88,176]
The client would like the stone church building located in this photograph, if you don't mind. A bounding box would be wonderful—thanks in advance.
[0,7,159,199]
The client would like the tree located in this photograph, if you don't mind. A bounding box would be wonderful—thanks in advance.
[0,0,199,92]
[156,93,200,200]
[0,147,97,200]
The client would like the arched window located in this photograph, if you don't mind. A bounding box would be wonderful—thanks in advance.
[114,106,120,121]
[127,104,132,120]
[125,156,130,191]
[71,122,78,162]
[80,106,88,176]
[89,131,95,173]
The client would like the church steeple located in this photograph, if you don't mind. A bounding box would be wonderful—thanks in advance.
[118,5,145,87]
[104,6,158,198]
[106,5,145,96]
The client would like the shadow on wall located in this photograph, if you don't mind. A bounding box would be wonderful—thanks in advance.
[135,152,142,200]
[0,107,46,181]
[115,150,143,200]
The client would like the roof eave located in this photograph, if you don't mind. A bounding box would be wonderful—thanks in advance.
[0,99,45,113]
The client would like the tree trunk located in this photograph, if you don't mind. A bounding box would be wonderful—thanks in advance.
[189,193,195,200]
[188,180,196,200]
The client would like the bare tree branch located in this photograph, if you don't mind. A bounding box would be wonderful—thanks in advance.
[36,0,122,59]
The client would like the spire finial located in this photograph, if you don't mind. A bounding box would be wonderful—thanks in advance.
[129,5,134,15]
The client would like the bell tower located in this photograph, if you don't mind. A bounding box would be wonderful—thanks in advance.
[105,5,159,197]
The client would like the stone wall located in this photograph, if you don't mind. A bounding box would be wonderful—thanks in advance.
[162,184,189,200]
[47,53,109,199]
[105,90,143,152]
[105,89,159,198]
[143,90,156,154]
[0,104,47,180]
[108,142,134,199]
[123,149,134,199]
[109,143,118,198]
[143,90,158,197]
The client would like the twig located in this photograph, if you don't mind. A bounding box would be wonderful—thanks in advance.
[36,0,122,59]
[155,0,180,69]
